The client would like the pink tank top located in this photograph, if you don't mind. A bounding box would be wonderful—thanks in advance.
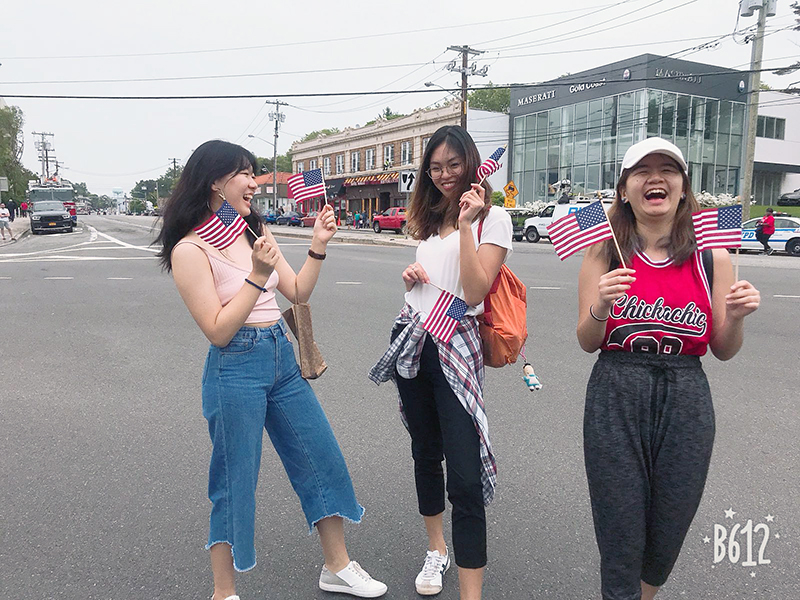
[600,250,713,356]
[177,240,282,323]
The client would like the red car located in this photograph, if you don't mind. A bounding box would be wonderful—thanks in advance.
[300,211,319,228]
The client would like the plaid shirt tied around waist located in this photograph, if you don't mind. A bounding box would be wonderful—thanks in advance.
[369,304,497,505]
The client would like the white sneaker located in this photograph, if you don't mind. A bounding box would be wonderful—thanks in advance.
[319,560,388,598]
[415,549,450,595]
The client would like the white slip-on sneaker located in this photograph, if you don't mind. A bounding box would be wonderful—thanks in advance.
[415,549,450,595]
[319,560,388,598]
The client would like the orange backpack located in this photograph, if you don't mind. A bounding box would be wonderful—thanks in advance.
[477,218,528,368]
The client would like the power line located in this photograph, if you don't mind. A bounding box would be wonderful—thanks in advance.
[0,6,618,61]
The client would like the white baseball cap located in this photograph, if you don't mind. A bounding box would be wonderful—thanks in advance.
[621,137,687,173]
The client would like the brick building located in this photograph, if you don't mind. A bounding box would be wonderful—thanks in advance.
[290,103,508,219]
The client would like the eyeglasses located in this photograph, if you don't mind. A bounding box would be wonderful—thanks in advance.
[426,162,464,179]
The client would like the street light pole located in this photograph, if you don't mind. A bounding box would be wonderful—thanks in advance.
[269,101,287,212]
[248,134,276,213]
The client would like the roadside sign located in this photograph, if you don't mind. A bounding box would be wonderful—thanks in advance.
[504,196,516,208]
[0,177,8,192]
[399,170,417,193]
[504,181,518,198]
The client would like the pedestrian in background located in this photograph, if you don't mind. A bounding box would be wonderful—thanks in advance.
[370,125,513,600]
[155,140,387,600]
[20,201,28,217]
[576,137,761,600]
[0,203,16,241]
[756,207,775,255]
[6,199,17,222]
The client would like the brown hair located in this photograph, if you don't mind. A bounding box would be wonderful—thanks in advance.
[603,155,700,266]
[406,125,491,240]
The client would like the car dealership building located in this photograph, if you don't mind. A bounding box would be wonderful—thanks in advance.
[509,53,800,205]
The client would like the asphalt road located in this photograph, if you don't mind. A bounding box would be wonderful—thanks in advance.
[1,215,798,599]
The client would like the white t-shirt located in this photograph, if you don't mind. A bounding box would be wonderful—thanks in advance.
[405,205,513,317]
[0,208,9,222]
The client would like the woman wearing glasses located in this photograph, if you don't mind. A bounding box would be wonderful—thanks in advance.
[370,126,513,600]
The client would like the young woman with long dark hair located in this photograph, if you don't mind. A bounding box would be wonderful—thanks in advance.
[370,126,513,600]
[156,140,386,600]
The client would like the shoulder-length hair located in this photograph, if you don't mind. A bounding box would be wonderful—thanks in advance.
[406,125,492,240]
[603,156,700,267]
[155,140,262,272]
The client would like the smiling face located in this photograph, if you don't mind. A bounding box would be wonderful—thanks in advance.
[427,143,466,203]
[619,153,687,222]
[211,166,258,217]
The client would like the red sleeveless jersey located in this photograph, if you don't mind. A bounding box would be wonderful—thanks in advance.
[601,250,713,356]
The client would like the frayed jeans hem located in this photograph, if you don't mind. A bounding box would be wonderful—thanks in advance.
[309,505,366,534]
[205,540,256,573]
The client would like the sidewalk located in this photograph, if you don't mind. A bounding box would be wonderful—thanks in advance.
[0,215,30,246]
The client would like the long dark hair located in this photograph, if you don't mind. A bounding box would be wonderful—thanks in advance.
[603,156,700,267]
[406,125,492,240]
[155,140,262,271]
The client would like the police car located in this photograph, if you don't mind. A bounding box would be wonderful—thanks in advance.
[740,215,800,256]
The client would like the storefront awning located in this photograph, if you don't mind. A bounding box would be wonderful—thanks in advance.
[325,177,347,197]
[344,172,400,187]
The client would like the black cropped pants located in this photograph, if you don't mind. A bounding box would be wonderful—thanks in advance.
[393,331,486,569]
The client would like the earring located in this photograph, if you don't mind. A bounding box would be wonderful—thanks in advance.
[681,193,686,201]
[621,196,628,204]
[217,189,227,203]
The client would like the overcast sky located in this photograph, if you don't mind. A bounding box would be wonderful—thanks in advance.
[1,0,798,196]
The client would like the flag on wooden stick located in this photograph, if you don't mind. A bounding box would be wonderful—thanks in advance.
[424,290,469,343]
[692,205,743,250]
[194,200,248,249]
[547,200,614,260]
[287,168,326,202]
[476,146,506,181]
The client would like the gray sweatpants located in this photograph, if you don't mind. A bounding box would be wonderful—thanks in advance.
[584,351,715,600]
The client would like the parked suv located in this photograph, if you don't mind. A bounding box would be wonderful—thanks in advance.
[30,201,73,234]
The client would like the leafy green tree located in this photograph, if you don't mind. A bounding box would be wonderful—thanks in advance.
[256,152,294,174]
[490,191,505,206]
[0,105,39,203]
[468,83,510,114]
[300,128,341,143]
[129,199,145,214]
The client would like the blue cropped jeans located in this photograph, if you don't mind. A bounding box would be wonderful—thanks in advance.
[201,320,364,572]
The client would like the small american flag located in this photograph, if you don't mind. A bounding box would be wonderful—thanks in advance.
[193,200,248,249]
[476,146,506,181]
[287,168,325,202]
[547,200,613,260]
[424,290,469,343]
[692,205,742,250]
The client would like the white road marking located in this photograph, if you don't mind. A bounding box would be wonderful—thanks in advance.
[0,276,11,280]
[0,255,156,263]
[107,277,133,280]
[44,277,74,280]
[95,229,158,252]
[529,286,561,290]
[335,282,363,285]
[774,294,800,298]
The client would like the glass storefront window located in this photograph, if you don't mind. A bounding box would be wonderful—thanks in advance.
[719,101,732,136]
[732,102,744,135]
[618,92,635,159]
[587,164,600,193]
[704,99,718,141]
[661,92,675,139]
[514,116,525,140]
[572,165,586,195]
[647,90,661,136]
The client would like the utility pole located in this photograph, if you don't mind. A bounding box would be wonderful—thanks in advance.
[740,0,776,220]
[169,157,180,180]
[269,100,287,212]
[446,46,488,130]
[32,131,54,181]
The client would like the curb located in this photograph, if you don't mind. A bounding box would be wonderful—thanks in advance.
[269,225,418,248]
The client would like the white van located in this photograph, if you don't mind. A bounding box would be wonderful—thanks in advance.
[522,199,613,243]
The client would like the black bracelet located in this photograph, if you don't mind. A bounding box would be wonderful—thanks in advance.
[244,278,267,293]
[307,249,326,260]
[589,304,609,322]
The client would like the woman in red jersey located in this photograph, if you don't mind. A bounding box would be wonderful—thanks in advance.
[576,137,760,600]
